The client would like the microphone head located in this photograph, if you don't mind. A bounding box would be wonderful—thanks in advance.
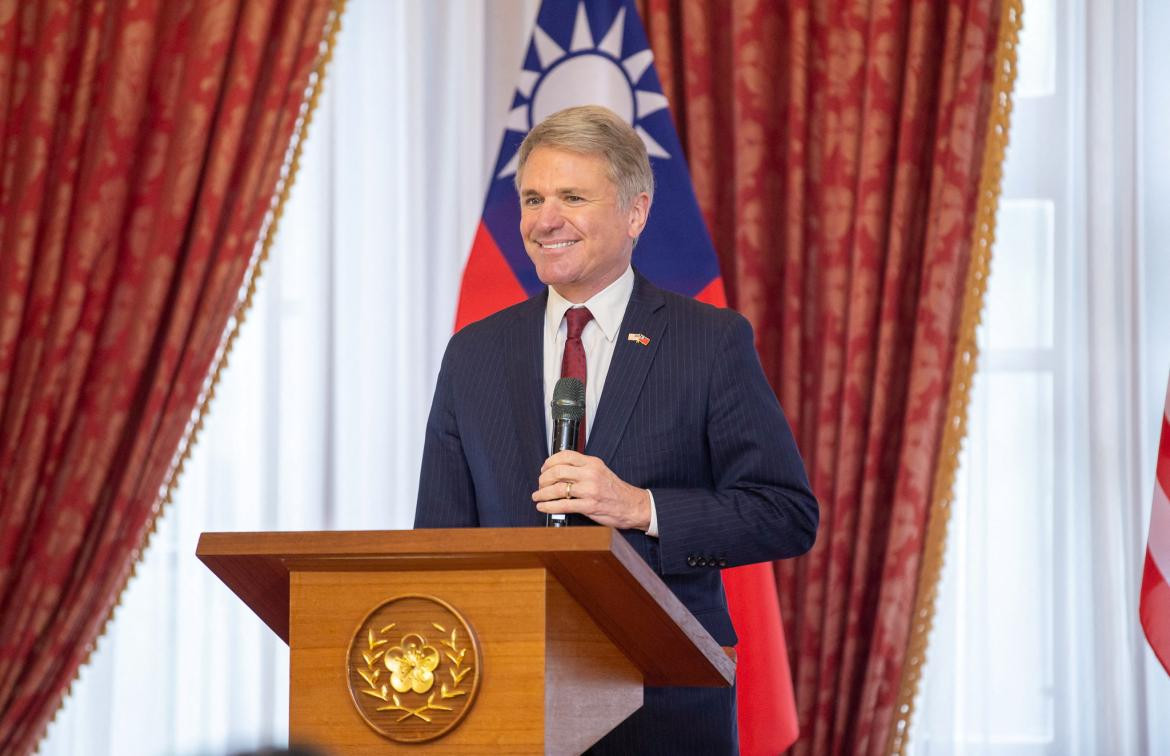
[551,377,585,421]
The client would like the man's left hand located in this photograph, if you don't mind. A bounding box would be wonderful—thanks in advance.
[532,450,651,531]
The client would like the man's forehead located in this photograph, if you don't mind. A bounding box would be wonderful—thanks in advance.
[519,183,590,195]
[518,148,613,192]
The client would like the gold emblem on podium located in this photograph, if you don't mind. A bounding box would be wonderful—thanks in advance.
[347,594,482,743]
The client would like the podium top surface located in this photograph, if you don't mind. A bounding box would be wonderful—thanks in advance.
[196,527,734,687]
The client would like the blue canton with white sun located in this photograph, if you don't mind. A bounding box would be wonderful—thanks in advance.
[481,0,722,299]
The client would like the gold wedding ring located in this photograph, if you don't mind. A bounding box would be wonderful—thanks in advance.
[565,481,573,499]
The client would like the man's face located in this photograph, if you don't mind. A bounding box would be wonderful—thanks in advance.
[519,146,649,303]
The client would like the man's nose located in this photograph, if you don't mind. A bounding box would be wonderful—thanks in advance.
[535,200,564,229]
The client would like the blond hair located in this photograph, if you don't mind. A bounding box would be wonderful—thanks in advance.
[515,105,655,209]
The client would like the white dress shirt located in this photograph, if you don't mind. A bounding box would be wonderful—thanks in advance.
[542,266,659,536]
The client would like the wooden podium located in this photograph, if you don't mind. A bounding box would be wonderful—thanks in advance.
[197,527,734,754]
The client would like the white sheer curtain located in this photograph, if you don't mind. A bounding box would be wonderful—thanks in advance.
[911,0,1170,753]
[40,2,537,753]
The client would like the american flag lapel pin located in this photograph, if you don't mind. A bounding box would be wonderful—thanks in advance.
[627,333,650,346]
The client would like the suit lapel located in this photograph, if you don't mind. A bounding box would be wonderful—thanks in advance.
[588,274,667,465]
[505,292,549,479]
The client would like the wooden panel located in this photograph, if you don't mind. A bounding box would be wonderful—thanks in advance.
[544,545,733,686]
[290,568,548,754]
[197,553,290,640]
[544,576,642,754]
[198,528,734,686]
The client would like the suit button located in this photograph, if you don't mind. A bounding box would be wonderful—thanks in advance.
[697,557,708,567]
[718,558,728,567]
[687,556,698,567]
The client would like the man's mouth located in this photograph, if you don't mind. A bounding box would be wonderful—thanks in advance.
[538,240,579,249]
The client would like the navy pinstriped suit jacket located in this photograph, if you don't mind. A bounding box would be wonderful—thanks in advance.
[415,272,818,753]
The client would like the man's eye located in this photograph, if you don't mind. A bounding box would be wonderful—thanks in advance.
[565,195,584,203]
[523,197,542,207]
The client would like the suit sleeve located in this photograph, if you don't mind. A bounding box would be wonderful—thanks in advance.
[414,341,479,528]
[651,313,818,574]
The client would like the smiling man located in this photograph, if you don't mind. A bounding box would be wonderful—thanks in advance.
[415,105,818,755]
[519,127,649,303]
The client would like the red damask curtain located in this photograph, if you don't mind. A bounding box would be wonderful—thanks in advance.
[0,1,336,752]
[639,0,1015,753]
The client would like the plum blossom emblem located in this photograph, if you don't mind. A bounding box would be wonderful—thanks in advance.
[348,595,481,743]
[386,634,440,694]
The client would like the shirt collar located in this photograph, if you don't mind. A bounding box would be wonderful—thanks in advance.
[545,266,634,343]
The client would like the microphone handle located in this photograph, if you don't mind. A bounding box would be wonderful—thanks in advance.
[546,417,580,527]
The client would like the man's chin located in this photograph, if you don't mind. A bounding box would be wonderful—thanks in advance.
[530,261,579,287]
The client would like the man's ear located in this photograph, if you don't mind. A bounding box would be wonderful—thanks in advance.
[627,192,651,239]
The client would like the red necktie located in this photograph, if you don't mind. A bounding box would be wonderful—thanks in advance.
[561,307,594,451]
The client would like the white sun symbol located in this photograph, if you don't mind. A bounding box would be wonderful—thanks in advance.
[496,3,671,180]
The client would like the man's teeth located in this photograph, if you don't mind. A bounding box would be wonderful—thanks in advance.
[541,241,577,249]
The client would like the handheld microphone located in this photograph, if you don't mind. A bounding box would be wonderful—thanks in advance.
[547,377,585,527]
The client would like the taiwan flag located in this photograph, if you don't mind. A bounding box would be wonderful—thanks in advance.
[454,1,800,752]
